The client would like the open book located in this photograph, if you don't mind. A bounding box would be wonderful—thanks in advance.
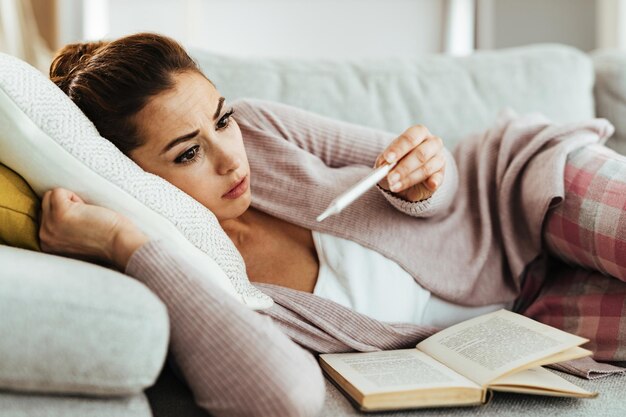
[319,309,596,412]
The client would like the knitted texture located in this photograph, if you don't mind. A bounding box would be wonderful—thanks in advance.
[0,52,270,306]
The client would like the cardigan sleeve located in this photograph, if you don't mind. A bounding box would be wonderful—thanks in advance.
[232,98,394,168]
[233,98,458,218]
[125,240,325,417]
[376,146,458,218]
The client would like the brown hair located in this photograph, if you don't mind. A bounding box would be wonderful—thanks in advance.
[50,33,205,154]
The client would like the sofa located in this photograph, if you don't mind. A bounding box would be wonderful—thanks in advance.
[1,43,626,416]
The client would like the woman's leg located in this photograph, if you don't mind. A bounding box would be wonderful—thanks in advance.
[543,143,626,282]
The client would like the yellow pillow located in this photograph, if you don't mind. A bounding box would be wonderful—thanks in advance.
[0,164,40,251]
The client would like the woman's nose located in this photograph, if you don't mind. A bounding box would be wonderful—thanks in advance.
[214,147,241,175]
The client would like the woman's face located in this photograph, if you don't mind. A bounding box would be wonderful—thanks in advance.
[129,71,251,221]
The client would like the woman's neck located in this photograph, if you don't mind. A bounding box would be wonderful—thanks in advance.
[220,208,257,247]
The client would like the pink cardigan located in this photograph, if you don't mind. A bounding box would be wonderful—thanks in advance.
[126,100,623,417]
[235,98,611,306]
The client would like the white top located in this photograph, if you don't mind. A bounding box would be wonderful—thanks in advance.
[312,231,509,328]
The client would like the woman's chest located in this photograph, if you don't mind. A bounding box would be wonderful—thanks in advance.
[235,212,320,293]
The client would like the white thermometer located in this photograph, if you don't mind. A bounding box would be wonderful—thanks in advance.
[316,161,398,222]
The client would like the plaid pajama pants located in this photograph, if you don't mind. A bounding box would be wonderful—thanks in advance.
[522,143,626,361]
[543,144,626,282]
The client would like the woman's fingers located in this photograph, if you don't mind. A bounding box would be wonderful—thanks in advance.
[70,192,85,203]
[404,167,446,202]
[386,135,443,190]
[40,188,80,250]
[390,153,446,193]
[425,169,445,192]
[39,191,52,250]
[378,125,431,166]
[41,190,51,216]
[49,187,72,207]
[374,124,448,201]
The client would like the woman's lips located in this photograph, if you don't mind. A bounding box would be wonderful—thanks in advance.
[222,176,248,199]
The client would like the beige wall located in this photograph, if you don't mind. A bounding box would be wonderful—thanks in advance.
[48,0,607,59]
[104,0,447,59]
[479,0,597,51]
[31,0,57,50]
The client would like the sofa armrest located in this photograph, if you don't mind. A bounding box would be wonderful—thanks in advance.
[593,49,626,155]
[0,245,169,396]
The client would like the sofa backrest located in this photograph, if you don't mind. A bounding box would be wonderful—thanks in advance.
[593,50,626,155]
[192,44,595,151]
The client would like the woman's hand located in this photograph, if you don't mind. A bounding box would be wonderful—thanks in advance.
[374,125,446,202]
[39,188,149,270]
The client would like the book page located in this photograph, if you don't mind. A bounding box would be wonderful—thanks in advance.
[319,348,479,396]
[529,346,591,369]
[489,366,596,398]
[417,310,588,386]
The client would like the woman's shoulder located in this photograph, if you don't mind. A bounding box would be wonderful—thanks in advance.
[232,98,316,145]
[231,98,281,138]
[232,98,314,128]
[231,98,276,131]
[231,97,294,112]
[232,97,282,118]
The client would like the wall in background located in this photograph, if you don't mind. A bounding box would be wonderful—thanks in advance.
[56,0,83,50]
[49,0,626,60]
[596,0,626,50]
[98,0,446,59]
[30,0,57,50]
[477,0,597,51]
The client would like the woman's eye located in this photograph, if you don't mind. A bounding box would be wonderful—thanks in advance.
[175,145,200,164]
[216,109,235,130]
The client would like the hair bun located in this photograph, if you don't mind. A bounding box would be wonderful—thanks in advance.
[49,41,108,88]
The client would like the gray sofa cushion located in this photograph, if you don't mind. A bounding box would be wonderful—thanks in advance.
[593,49,626,155]
[192,44,595,150]
[0,245,169,396]
[0,392,151,417]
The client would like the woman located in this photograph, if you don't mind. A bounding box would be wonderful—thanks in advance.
[39,33,625,417]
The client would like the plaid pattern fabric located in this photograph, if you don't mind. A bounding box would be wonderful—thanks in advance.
[522,144,626,361]
[543,144,626,281]
[522,258,626,361]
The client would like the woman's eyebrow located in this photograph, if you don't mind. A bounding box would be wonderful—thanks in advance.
[213,97,225,120]
[161,129,200,155]
[160,97,225,155]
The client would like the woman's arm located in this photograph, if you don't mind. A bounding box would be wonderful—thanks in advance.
[39,188,325,417]
[233,98,458,217]
[233,98,394,168]
[376,146,458,218]
[126,240,326,417]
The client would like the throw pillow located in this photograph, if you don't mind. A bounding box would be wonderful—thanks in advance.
[0,163,40,251]
[0,52,272,310]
